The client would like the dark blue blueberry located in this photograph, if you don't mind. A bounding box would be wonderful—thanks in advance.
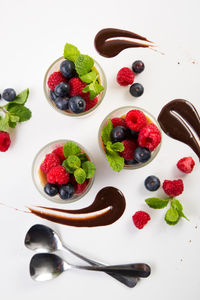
[2,88,16,102]
[54,82,70,97]
[132,60,145,74]
[144,175,160,191]
[59,183,75,200]
[129,83,144,97]
[60,59,76,79]
[111,126,127,142]
[134,146,151,163]
[44,183,58,196]
[69,96,86,114]
[125,159,139,165]
[50,90,57,102]
[55,97,69,110]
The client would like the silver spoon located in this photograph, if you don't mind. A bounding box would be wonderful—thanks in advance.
[30,253,151,282]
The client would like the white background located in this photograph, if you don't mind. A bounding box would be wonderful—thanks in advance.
[0,0,200,299]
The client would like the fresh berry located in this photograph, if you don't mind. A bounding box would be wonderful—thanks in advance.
[47,165,69,185]
[111,126,127,142]
[0,131,11,152]
[55,97,69,110]
[54,82,70,97]
[144,175,160,191]
[52,147,66,162]
[50,90,57,102]
[84,97,98,111]
[47,71,66,91]
[125,109,147,131]
[177,157,195,174]
[59,183,75,200]
[69,77,86,97]
[75,181,88,194]
[129,83,144,97]
[132,60,145,74]
[40,153,61,174]
[138,123,161,151]
[162,179,184,197]
[117,67,135,86]
[111,118,127,128]
[134,146,151,163]
[125,159,138,165]
[44,183,58,197]
[69,96,86,114]
[60,59,76,79]
[121,139,137,161]
[2,88,16,102]
[132,211,150,229]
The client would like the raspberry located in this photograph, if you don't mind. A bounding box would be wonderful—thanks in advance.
[47,71,66,91]
[117,67,135,86]
[69,77,86,97]
[125,109,147,131]
[177,157,195,173]
[52,147,66,162]
[138,123,161,151]
[40,153,61,174]
[111,117,127,128]
[132,211,150,229]
[121,140,137,161]
[47,165,69,185]
[84,97,98,111]
[0,131,11,152]
[162,179,184,197]
[75,181,88,194]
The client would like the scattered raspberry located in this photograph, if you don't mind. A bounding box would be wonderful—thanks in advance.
[47,71,66,91]
[125,109,147,131]
[0,131,11,152]
[52,147,66,162]
[47,165,69,185]
[177,157,195,174]
[162,179,184,197]
[40,153,61,174]
[111,117,127,128]
[121,139,137,161]
[132,211,150,229]
[69,77,86,97]
[84,97,98,111]
[117,67,135,86]
[75,180,88,194]
[138,123,161,151]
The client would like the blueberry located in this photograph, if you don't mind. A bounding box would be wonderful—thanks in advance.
[132,60,145,74]
[129,83,144,97]
[59,183,75,200]
[144,175,160,191]
[2,88,16,102]
[44,183,58,196]
[55,97,69,110]
[69,96,86,114]
[111,126,127,142]
[60,59,76,79]
[125,159,138,165]
[50,90,57,102]
[54,82,70,97]
[134,146,151,163]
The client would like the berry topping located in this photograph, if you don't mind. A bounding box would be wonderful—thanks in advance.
[162,179,184,197]
[144,175,160,191]
[52,147,66,162]
[60,59,76,79]
[125,109,147,131]
[50,90,58,102]
[47,71,66,91]
[54,82,70,97]
[121,139,137,161]
[134,146,151,163]
[47,165,69,185]
[55,97,69,110]
[44,183,58,197]
[69,77,86,97]
[75,181,88,194]
[129,83,144,97]
[69,96,86,113]
[59,183,75,200]
[132,60,145,74]
[129,129,139,139]
[2,88,16,102]
[84,96,98,111]
[116,67,135,86]
[111,117,127,128]
[111,126,127,142]
[0,131,11,152]
[177,157,195,174]
[132,211,150,229]
[138,123,161,151]
[40,153,61,174]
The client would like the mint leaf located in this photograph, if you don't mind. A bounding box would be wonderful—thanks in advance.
[8,120,17,128]
[64,43,80,62]
[82,161,96,178]
[9,115,20,122]
[145,197,169,209]
[106,151,124,172]
[62,159,75,174]
[0,114,9,131]
[77,153,88,163]
[101,119,113,145]
[63,141,81,157]
[74,168,86,184]
[67,155,81,169]
[80,70,97,83]
[7,104,32,122]
[83,81,104,100]
[110,142,124,152]
[106,141,114,153]
[171,199,189,221]
[12,88,29,105]
[75,54,94,76]
[165,207,179,225]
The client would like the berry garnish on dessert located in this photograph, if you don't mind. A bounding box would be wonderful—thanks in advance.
[116,67,135,86]
[132,60,145,74]
[129,83,144,97]
[138,123,161,151]
[125,109,147,131]
[177,157,195,173]
[132,211,150,229]
[144,175,160,191]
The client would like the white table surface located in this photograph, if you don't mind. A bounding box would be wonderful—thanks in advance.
[0,0,200,299]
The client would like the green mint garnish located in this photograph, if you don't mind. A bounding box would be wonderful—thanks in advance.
[62,159,75,174]
[80,70,97,83]
[74,168,86,184]
[63,141,81,157]
[82,81,104,100]
[67,155,81,169]
[75,54,94,76]
[77,153,88,163]
[106,151,124,172]
[171,199,189,221]
[64,43,80,62]
[106,141,124,153]
[165,207,180,225]
[82,161,96,179]
[145,197,169,209]
[101,119,113,145]
[6,104,32,122]
[0,114,9,131]
[10,88,29,105]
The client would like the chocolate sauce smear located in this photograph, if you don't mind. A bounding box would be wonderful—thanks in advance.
[28,187,126,227]
[94,28,154,58]
[158,99,200,158]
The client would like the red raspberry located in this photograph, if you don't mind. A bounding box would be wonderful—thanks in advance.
[121,139,137,161]
[162,179,184,197]
[111,118,127,128]
[0,131,11,152]
[52,147,66,162]
[84,97,98,111]
[69,77,86,97]
[47,165,69,185]
[138,123,161,151]
[40,153,61,174]
[177,157,195,174]
[125,109,147,131]
[117,67,135,86]
[132,211,150,229]
[47,71,66,91]
[75,181,88,194]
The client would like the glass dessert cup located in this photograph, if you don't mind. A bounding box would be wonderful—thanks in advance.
[98,106,162,170]
[32,140,95,204]
[43,56,107,117]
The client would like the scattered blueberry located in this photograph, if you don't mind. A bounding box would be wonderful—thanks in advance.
[50,90,58,102]
[44,183,58,196]
[54,82,70,97]
[60,59,76,79]
[125,159,138,165]
[2,88,16,102]
[69,96,86,113]
[55,97,69,110]
[144,175,160,191]
[129,83,144,97]
[59,183,75,200]
[134,146,151,163]
[111,126,127,142]
[132,60,145,74]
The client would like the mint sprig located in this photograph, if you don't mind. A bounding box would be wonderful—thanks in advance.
[145,197,169,209]
[64,43,80,62]
[101,119,113,145]
[75,54,94,76]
